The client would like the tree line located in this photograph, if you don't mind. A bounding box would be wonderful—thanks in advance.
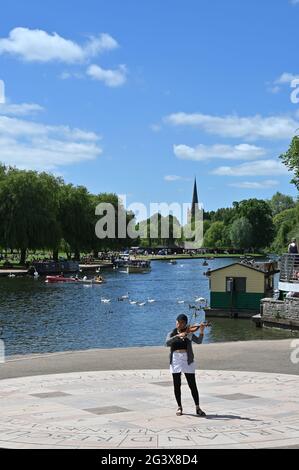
[1,135,299,265]
[0,164,135,264]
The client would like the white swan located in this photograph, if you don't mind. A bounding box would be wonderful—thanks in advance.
[177,300,185,304]
[8,273,16,278]
[195,297,206,303]
[130,300,137,305]
[138,302,146,306]
[147,299,155,303]
[101,298,111,303]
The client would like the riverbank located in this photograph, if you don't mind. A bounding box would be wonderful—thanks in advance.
[1,339,297,380]
[140,254,265,261]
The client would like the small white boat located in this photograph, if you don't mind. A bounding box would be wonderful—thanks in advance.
[177,300,185,304]
[195,297,206,303]
[101,298,111,303]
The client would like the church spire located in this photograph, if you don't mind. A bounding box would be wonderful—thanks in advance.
[191,177,199,219]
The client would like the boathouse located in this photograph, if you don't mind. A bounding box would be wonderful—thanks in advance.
[205,261,278,318]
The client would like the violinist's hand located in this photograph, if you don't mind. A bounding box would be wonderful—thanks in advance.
[178,332,187,339]
[199,323,206,335]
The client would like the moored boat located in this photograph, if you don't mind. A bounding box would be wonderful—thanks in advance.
[46,275,77,283]
[45,275,105,284]
[126,260,151,274]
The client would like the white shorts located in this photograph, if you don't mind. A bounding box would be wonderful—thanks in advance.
[170,351,196,374]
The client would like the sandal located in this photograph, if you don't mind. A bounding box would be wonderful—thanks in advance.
[196,407,206,417]
[176,407,183,416]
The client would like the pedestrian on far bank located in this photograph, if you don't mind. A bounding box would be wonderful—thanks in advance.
[288,239,298,254]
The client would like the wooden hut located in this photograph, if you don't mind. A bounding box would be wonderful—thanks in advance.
[205,261,278,318]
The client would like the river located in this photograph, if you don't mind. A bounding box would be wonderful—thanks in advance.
[0,258,298,356]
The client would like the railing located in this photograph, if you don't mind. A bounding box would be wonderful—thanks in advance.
[279,254,299,283]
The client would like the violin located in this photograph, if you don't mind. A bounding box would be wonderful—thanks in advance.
[180,322,212,334]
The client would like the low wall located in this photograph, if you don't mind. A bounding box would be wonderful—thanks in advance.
[261,298,299,327]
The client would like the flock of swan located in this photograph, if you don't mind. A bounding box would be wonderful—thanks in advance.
[100,295,156,307]
[100,295,206,307]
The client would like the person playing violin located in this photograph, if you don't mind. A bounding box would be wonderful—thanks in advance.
[166,313,209,417]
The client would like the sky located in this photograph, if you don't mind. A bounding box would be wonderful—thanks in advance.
[0,0,299,218]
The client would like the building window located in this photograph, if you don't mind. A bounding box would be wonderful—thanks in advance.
[226,277,246,293]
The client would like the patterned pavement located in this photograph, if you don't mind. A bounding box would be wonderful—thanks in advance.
[1,369,299,449]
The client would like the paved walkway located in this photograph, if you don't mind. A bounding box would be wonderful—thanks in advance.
[1,340,299,449]
[1,339,299,380]
[1,369,299,449]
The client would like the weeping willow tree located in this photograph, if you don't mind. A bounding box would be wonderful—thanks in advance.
[0,168,62,264]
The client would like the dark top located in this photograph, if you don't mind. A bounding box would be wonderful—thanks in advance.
[165,328,203,365]
[170,336,188,352]
[288,243,298,254]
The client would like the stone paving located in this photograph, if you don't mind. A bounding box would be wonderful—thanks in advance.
[1,369,299,449]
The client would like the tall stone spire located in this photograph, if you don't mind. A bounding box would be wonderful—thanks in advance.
[191,177,199,219]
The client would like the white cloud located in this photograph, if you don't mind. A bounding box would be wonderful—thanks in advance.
[174,143,266,161]
[268,72,299,93]
[291,0,299,5]
[0,80,5,104]
[0,27,118,63]
[87,64,127,87]
[275,72,299,84]
[165,112,299,140]
[228,180,279,189]
[0,102,44,116]
[0,115,102,171]
[212,160,289,177]
[164,175,192,182]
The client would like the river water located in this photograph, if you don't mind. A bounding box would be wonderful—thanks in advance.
[0,258,298,356]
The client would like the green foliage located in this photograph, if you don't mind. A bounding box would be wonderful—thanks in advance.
[280,136,299,190]
[268,192,295,216]
[204,222,227,249]
[0,163,136,263]
[229,217,253,250]
[234,199,275,250]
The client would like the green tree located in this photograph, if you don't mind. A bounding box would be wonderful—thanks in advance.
[268,192,295,216]
[59,184,94,260]
[235,199,275,250]
[230,217,253,250]
[0,168,61,264]
[280,137,299,190]
[203,221,227,249]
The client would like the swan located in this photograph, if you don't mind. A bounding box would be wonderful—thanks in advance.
[138,302,146,306]
[130,301,137,305]
[121,293,129,299]
[8,273,16,278]
[101,298,111,303]
[177,300,185,304]
[147,299,155,303]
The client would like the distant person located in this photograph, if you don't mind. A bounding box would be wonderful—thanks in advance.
[288,239,298,254]
[165,314,207,417]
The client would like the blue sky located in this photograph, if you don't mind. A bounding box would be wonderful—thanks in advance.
[0,0,299,216]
